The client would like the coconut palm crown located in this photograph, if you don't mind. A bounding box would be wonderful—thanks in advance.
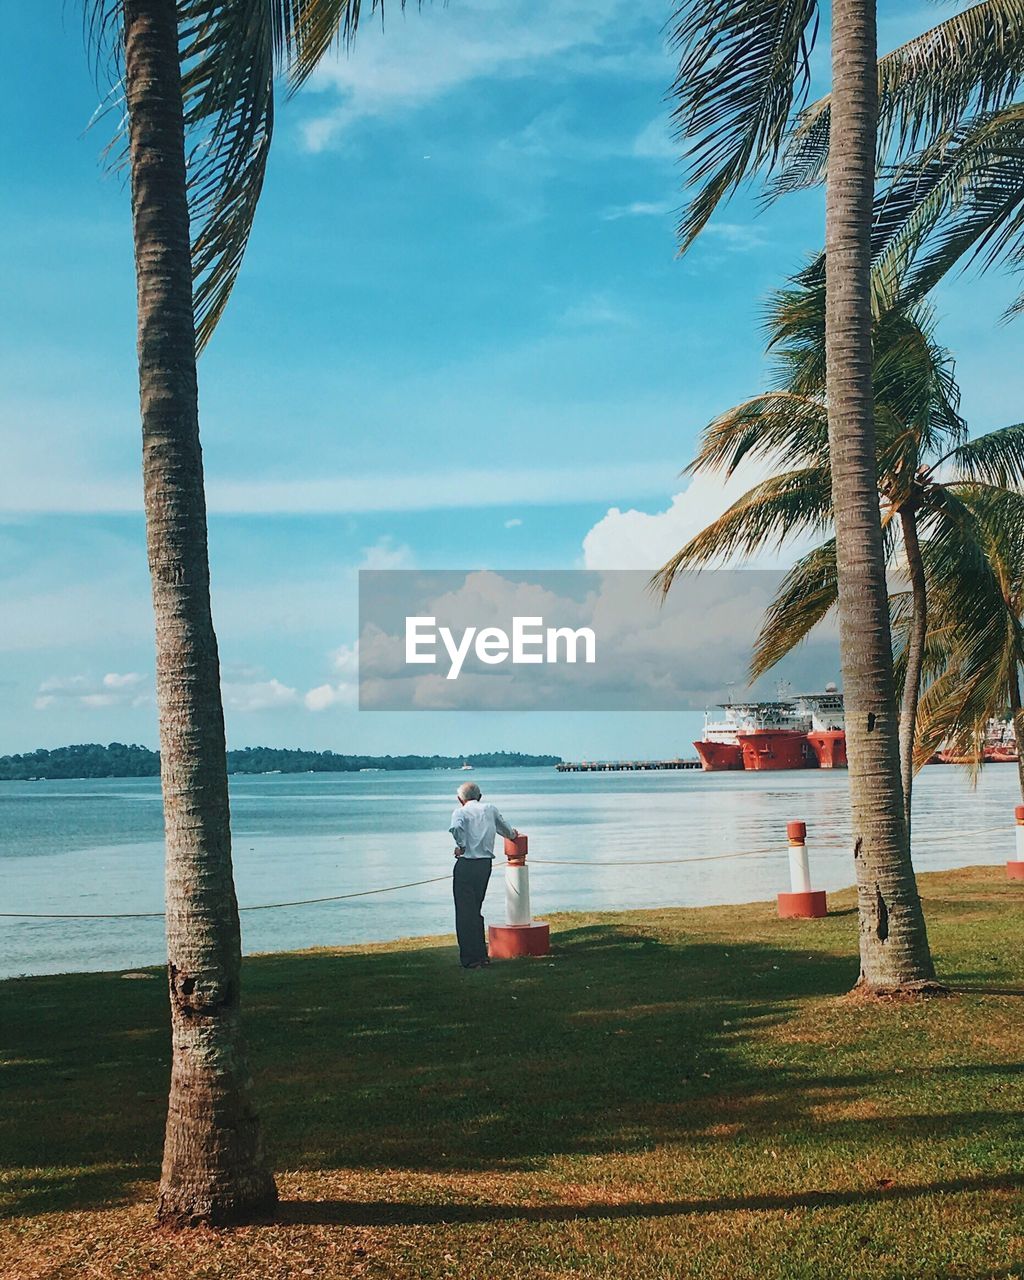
[915,486,1024,799]
[769,2,1024,318]
[87,0,394,350]
[653,276,1024,825]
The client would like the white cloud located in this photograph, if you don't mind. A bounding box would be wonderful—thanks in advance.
[504,517,523,528]
[632,116,676,162]
[1,460,681,516]
[703,222,768,252]
[582,458,812,571]
[298,0,661,151]
[221,678,299,713]
[559,293,634,329]
[304,681,358,712]
[102,671,143,689]
[359,537,413,570]
[602,199,674,221]
[35,672,151,711]
[304,642,360,711]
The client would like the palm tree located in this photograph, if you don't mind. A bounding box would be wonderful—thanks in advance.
[87,0,399,1226]
[671,0,939,991]
[826,0,938,993]
[654,277,1024,828]
[915,487,1024,801]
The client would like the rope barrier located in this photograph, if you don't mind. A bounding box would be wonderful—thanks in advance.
[0,874,451,921]
[1,825,1010,922]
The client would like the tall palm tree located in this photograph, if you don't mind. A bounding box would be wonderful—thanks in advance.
[671,0,938,990]
[655,279,1024,834]
[87,0,398,1226]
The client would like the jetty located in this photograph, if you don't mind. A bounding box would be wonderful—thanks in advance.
[556,758,701,772]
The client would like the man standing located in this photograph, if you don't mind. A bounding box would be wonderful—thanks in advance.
[449,781,518,969]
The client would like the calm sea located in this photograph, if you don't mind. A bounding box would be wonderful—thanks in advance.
[0,765,1018,978]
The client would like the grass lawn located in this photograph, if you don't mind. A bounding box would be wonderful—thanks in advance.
[1,865,1023,1279]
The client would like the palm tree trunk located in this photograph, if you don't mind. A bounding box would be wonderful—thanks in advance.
[825,0,937,991]
[123,0,277,1225]
[898,506,927,840]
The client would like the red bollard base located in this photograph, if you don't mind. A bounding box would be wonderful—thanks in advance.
[1006,861,1024,881]
[488,922,550,959]
[777,890,828,919]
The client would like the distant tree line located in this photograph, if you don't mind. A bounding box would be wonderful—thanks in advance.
[0,743,562,781]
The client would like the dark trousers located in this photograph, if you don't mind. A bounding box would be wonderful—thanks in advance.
[453,857,492,967]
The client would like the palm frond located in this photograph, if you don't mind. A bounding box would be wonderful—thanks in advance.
[87,1,396,351]
[772,0,1024,196]
[749,538,837,678]
[687,393,829,477]
[940,422,1024,487]
[914,482,1024,769]
[872,105,1024,316]
[765,277,828,393]
[288,0,386,88]
[177,0,278,350]
[652,466,833,595]
[669,0,818,250]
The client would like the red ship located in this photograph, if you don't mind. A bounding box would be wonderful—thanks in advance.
[694,686,848,772]
[934,718,1019,765]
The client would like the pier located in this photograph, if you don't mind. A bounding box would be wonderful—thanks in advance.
[556,758,701,772]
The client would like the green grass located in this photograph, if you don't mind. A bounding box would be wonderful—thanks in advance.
[2,866,1023,1279]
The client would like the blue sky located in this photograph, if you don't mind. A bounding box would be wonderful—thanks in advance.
[2,1,1023,761]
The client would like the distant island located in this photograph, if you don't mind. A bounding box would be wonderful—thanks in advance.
[0,743,562,781]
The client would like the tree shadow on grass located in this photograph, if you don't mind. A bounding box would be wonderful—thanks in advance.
[276,1170,1024,1227]
[0,918,1019,1220]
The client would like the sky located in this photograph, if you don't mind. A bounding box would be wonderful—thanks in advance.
[2,1,1023,761]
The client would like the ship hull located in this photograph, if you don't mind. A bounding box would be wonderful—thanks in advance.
[694,729,848,771]
[694,740,744,771]
[739,730,817,771]
[807,729,847,769]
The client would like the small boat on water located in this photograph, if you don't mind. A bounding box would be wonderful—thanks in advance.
[694,685,847,772]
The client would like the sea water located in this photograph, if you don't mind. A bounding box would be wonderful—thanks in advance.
[0,765,1017,977]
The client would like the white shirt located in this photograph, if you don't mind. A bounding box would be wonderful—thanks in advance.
[449,799,517,859]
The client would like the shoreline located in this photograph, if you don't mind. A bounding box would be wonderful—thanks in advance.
[1,863,1008,984]
[3,767,1016,980]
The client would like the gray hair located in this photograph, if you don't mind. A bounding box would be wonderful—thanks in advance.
[457,781,482,802]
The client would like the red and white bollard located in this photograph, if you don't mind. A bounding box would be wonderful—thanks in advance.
[1008,806,1024,881]
[777,820,828,918]
[487,834,550,959]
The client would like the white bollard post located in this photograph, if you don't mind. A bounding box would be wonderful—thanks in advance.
[1008,806,1024,880]
[788,823,812,894]
[505,858,532,926]
[777,821,827,919]
[487,834,550,959]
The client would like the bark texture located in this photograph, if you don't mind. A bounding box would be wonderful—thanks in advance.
[123,0,277,1224]
[825,0,937,990]
[898,506,927,839]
